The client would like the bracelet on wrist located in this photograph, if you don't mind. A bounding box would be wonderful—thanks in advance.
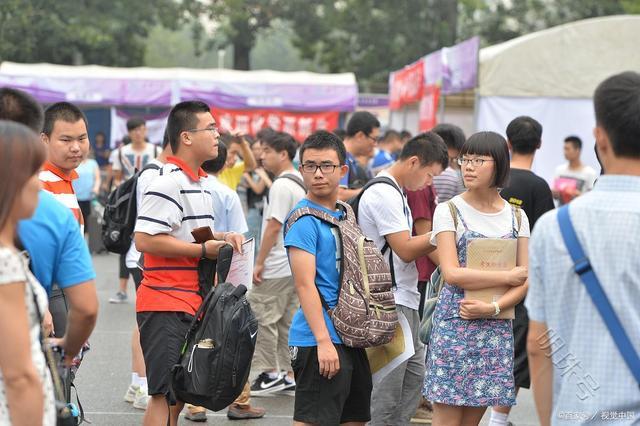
[200,242,206,259]
[491,301,501,317]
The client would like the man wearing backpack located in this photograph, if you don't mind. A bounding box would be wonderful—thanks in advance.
[284,130,374,425]
[250,132,306,397]
[357,133,448,425]
[134,101,244,426]
[527,72,640,424]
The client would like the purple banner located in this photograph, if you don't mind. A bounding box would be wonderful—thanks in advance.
[358,94,389,108]
[180,80,357,112]
[0,74,173,106]
[441,36,479,95]
[421,36,479,94]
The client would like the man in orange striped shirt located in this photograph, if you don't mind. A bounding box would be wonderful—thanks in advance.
[39,102,90,231]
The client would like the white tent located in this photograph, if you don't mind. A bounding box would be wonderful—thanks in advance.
[476,15,640,182]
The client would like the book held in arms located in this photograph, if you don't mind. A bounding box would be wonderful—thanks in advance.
[464,238,517,319]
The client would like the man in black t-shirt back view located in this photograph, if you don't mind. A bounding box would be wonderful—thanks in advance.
[491,116,555,425]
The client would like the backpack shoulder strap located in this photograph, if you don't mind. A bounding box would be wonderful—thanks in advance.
[446,200,458,230]
[557,205,640,386]
[362,176,403,199]
[279,174,307,192]
[284,206,340,237]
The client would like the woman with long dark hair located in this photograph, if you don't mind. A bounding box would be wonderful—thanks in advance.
[0,120,55,425]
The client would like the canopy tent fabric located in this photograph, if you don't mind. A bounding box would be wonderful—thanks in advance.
[0,62,358,111]
[479,15,640,98]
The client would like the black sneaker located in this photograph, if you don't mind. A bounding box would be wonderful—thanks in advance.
[279,375,295,397]
[250,372,286,396]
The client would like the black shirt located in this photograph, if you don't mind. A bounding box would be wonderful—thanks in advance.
[501,168,555,230]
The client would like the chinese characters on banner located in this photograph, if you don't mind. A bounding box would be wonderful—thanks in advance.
[419,85,440,132]
[210,108,339,141]
[389,59,425,110]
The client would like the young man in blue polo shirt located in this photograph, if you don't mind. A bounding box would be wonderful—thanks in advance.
[0,87,97,366]
[285,130,372,425]
[337,111,380,201]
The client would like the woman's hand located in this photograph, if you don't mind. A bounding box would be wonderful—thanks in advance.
[459,299,495,320]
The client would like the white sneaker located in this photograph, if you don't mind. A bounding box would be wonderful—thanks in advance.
[124,384,139,403]
[133,388,150,410]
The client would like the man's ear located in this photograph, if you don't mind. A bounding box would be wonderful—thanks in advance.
[339,164,349,178]
[594,126,610,157]
[181,130,193,148]
[40,133,49,146]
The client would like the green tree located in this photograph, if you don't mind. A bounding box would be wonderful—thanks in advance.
[282,0,458,92]
[182,0,283,70]
[0,0,179,66]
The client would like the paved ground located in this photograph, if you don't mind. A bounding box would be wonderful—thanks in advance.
[74,252,540,425]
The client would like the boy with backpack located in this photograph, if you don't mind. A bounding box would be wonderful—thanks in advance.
[284,130,393,425]
[356,132,448,425]
[133,101,244,426]
[250,132,306,396]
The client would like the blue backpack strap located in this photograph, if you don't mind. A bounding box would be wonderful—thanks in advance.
[557,205,640,387]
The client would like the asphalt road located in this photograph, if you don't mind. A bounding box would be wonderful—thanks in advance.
[74,252,540,425]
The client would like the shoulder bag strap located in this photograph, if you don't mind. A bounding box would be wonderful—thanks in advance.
[557,205,640,386]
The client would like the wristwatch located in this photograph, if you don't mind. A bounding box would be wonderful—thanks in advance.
[492,301,501,317]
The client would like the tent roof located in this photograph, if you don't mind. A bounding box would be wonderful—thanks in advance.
[479,15,640,98]
[0,62,356,86]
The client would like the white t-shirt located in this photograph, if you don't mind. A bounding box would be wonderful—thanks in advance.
[357,171,420,310]
[111,143,159,179]
[430,195,531,247]
[202,175,249,234]
[553,163,598,193]
[261,169,306,279]
[125,159,163,268]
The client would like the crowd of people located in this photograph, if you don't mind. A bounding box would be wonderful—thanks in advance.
[0,69,638,426]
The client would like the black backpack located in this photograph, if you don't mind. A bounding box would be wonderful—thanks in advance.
[101,163,160,254]
[170,246,258,411]
[347,176,406,288]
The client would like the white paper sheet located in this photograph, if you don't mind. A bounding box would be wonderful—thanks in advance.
[226,238,255,291]
[365,311,415,385]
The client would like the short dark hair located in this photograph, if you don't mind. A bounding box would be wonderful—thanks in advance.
[126,117,146,132]
[594,71,640,158]
[300,130,347,165]
[400,130,412,140]
[0,88,44,132]
[431,123,465,151]
[201,142,227,174]
[42,102,88,136]
[346,111,380,138]
[505,116,542,154]
[256,127,277,144]
[381,129,401,144]
[264,131,297,161]
[460,131,510,188]
[167,100,211,153]
[398,132,448,169]
[564,135,582,150]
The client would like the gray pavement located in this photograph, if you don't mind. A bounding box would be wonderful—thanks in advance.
[74,252,539,425]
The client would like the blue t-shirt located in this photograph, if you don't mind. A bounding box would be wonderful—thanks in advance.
[370,149,397,175]
[72,159,99,201]
[339,152,368,188]
[284,199,343,346]
[18,191,96,295]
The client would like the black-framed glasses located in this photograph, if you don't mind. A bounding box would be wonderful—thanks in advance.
[457,157,495,167]
[301,163,340,174]
[187,126,218,134]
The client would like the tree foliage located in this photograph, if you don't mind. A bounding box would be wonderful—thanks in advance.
[0,0,180,66]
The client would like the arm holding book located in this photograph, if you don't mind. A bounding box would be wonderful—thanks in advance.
[437,231,528,291]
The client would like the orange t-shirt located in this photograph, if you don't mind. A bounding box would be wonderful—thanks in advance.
[39,162,84,232]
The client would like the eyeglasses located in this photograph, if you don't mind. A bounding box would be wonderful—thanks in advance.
[365,134,378,143]
[301,163,340,174]
[187,126,219,134]
[457,157,495,167]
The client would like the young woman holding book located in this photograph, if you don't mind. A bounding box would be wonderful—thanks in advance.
[423,131,530,426]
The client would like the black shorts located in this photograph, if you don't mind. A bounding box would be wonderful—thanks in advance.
[513,301,530,389]
[137,311,193,396]
[119,254,130,279]
[290,344,372,424]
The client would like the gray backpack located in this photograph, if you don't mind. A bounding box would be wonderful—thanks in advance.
[285,200,398,348]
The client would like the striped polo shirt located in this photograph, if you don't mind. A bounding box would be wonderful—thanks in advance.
[39,161,84,233]
[134,156,215,315]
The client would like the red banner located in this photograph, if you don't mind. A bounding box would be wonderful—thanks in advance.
[210,108,339,141]
[389,59,425,110]
[419,84,441,132]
